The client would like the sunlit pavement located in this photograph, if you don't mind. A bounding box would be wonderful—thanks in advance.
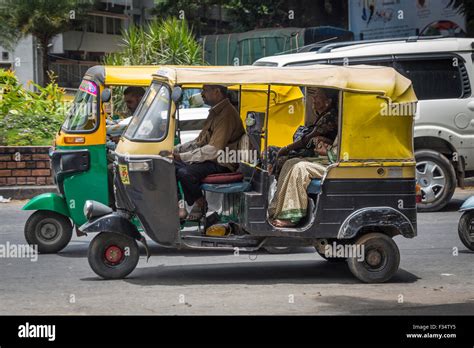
[0,189,473,315]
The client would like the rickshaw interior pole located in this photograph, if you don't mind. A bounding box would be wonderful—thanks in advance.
[238,84,242,116]
[263,84,271,169]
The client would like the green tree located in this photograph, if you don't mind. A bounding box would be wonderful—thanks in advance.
[0,0,94,85]
[448,0,474,36]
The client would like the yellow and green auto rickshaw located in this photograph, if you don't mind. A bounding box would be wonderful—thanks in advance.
[22,65,306,254]
[81,65,419,283]
[22,65,161,253]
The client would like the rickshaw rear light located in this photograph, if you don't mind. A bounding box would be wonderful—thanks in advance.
[415,184,422,203]
[64,136,85,144]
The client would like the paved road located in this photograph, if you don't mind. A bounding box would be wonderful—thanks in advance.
[0,190,473,315]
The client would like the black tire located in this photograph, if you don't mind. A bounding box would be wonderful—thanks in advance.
[415,149,456,212]
[347,233,400,283]
[24,210,73,253]
[458,211,474,251]
[88,232,139,279]
[263,246,294,254]
[316,251,346,263]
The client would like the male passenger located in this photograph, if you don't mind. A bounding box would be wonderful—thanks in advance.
[173,85,245,220]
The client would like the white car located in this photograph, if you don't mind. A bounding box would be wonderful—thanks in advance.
[255,37,474,211]
[107,107,209,145]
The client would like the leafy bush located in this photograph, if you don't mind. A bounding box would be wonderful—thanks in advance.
[0,70,68,146]
[104,18,205,112]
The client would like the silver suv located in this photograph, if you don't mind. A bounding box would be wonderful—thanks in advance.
[255,37,474,211]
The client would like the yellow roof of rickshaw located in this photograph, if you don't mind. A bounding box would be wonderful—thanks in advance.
[153,65,415,102]
[85,65,219,87]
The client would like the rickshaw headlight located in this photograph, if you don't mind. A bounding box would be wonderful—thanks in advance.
[128,161,151,172]
[84,200,93,220]
[83,200,113,220]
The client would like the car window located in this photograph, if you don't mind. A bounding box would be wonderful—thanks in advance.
[394,58,463,100]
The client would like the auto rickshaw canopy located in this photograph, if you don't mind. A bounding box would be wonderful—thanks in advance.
[152,65,417,162]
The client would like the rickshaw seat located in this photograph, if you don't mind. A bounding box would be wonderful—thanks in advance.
[201,172,251,193]
[307,179,322,195]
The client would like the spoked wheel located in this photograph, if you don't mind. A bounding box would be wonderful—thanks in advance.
[347,233,400,283]
[88,232,139,279]
[458,211,474,251]
[24,211,73,253]
[415,150,456,212]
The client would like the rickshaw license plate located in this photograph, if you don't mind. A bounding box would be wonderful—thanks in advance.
[119,164,130,185]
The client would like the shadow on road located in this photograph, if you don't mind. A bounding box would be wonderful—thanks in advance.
[59,243,314,259]
[81,260,419,286]
[315,295,474,315]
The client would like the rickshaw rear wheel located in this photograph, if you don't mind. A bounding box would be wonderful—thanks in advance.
[347,233,400,283]
[263,246,294,254]
[88,232,139,279]
[458,211,474,251]
[24,210,73,254]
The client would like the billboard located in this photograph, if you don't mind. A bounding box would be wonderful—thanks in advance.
[349,0,466,40]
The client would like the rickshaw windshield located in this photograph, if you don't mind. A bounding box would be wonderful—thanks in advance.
[62,79,99,132]
[124,82,170,141]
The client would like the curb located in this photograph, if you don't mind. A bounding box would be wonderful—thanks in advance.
[0,185,58,200]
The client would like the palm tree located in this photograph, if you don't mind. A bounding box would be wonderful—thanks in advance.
[0,0,94,85]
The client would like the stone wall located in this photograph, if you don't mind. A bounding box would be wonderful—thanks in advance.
[0,147,53,186]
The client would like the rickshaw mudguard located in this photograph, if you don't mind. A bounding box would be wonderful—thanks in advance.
[337,207,416,239]
[80,212,141,240]
[459,196,474,212]
[22,193,70,217]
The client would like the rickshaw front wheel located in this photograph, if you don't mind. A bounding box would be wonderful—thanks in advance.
[88,232,139,279]
[458,211,474,251]
[24,210,73,254]
[347,233,400,283]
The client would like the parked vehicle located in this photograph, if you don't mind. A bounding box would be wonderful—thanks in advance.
[458,196,474,251]
[254,36,474,212]
[22,66,163,253]
[80,65,419,283]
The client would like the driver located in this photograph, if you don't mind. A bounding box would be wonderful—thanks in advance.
[173,85,245,220]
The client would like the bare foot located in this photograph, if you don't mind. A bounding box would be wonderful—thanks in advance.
[271,219,296,227]
[179,207,188,219]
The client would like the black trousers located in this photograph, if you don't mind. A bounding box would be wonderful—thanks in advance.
[175,160,230,205]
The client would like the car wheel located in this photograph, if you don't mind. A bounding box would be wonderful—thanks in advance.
[24,210,73,254]
[88,232,139,279]
[458,211,474,251]
[415,149,456,212]
[347,233,400,283]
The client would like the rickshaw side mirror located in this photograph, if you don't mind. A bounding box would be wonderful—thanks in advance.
[101,88,112,103]
[171,86,183,103]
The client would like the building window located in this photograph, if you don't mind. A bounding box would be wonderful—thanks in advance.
[95,16,104,33]
[114,18,122,34]
[1,52,9,61]
[106,17,122,35]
